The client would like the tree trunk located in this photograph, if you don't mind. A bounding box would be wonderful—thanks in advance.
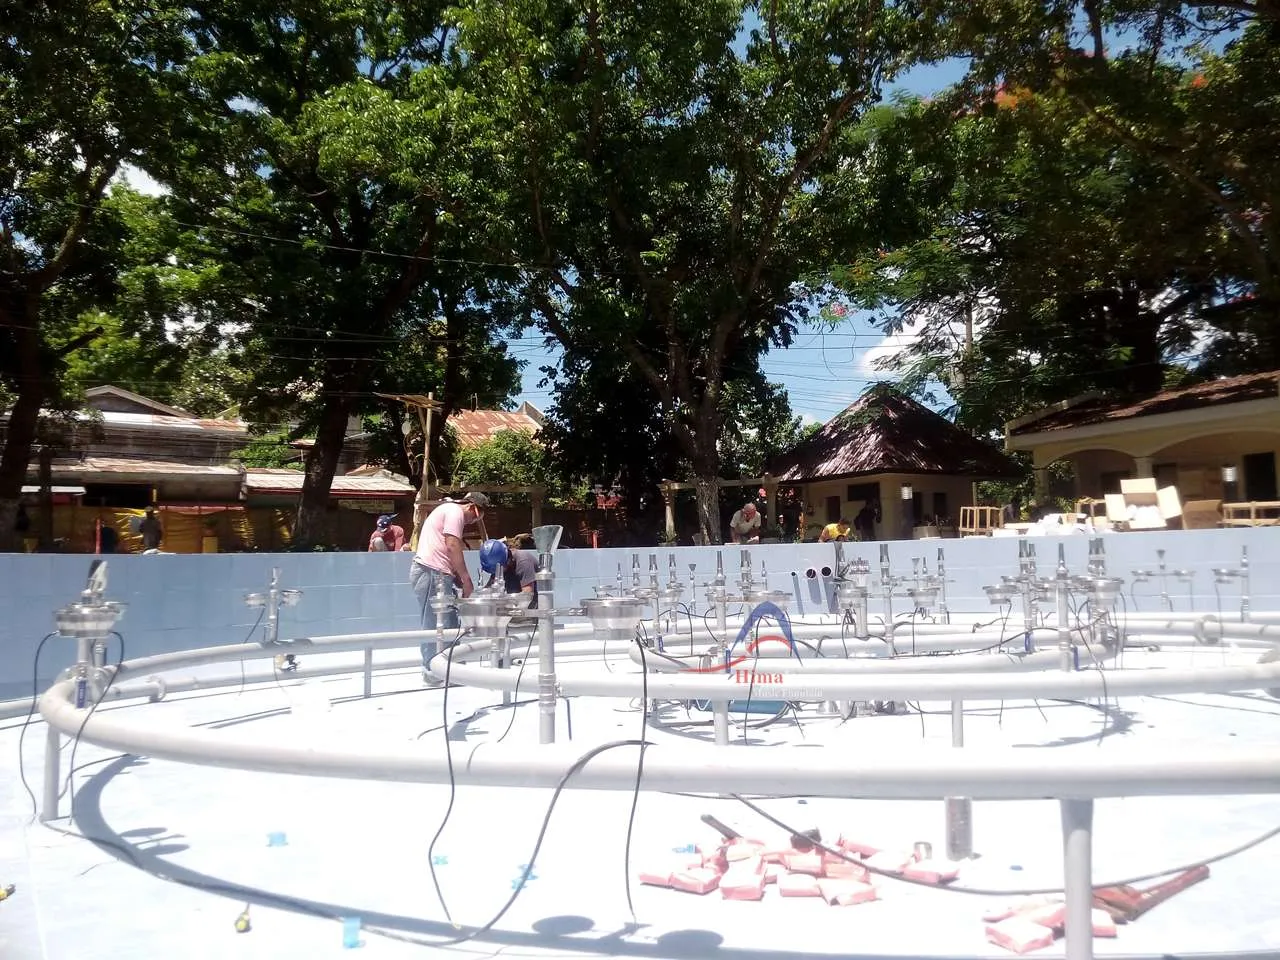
[292,385,355,550]
[0,315,48,553]
[695,476,722,544]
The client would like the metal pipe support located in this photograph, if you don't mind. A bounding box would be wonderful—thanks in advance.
[1060,798,1096,960]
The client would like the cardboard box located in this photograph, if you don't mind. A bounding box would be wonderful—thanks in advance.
[1105,480,1183,530]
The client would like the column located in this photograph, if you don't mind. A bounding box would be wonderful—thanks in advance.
[661,484,676,540]
[531,487,544,529]
[763,474,778,533]
[1133,456,1154,479]
[1033,466,1050,503]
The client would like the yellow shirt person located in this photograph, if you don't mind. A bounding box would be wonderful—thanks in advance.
[819,519,851,542]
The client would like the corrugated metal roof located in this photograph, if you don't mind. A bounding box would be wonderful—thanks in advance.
[244,469,414,496]
[1007,370,1280,436]
[48,457,244,478]
[770,386,1021,482]
[449,409,542,448]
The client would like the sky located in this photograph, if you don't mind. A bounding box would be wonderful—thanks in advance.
[507,56,972,427]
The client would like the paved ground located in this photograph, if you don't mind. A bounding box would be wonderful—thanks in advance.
[3,639,1279,960]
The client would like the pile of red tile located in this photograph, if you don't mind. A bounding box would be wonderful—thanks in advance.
[639,831,961,906]
[983,896,1118,954]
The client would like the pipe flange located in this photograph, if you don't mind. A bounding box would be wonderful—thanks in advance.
[1194,616,1220,646]
[146,675,167,703]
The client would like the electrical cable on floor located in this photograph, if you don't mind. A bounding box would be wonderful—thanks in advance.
[66,631,126,821]
[234,608,267,697]
[622,635,652,923]
[17,632,58,822]
[425,626,466,926]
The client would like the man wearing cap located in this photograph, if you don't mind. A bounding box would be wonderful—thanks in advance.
[410,491,489,686]
[479,538,539,608]
[368,514,406,552]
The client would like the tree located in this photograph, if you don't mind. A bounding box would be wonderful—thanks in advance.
[444,0,949,542]
[174,0,527,547]
[0,1,201,549]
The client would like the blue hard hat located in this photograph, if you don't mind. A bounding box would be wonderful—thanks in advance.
[479,539,509,574]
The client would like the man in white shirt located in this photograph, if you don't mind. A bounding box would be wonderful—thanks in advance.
[410,491,489,686]
[728,502,761,543]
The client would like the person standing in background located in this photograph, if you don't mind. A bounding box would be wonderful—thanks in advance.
[410,492,489,686]
[727,502,761,543]
[139,506,163,552]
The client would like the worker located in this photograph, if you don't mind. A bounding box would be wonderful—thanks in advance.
[140,505,163,552]
[853,500,881,541]
[819,517,852,542]
[728,502,761,543]
[410,491,490,687]
[479,538,538,608]
[368,514,405,552]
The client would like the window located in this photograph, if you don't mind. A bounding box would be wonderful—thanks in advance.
[845,482,879,504]
[931,491,948,521]
[1243,452,1278,501]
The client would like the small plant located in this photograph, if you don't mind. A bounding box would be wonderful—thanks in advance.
[657,529,679,545]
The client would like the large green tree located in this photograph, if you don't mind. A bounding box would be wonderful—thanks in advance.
[173,0,527,547]
[0,0,207,549]
[440,0,949,542]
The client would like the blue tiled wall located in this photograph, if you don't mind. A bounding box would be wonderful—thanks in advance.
[2,527,1276,700]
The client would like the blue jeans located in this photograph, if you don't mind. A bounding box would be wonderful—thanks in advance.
[410,562,460,669]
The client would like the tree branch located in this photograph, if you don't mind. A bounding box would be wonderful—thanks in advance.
[29,162,118,292]
[53,325,104,358]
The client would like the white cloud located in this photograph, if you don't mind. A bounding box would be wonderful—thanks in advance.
[799,412,821,426]
[117,164,169,197]
[855,297,997,375]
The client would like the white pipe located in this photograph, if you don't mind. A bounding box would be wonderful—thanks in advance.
[37,679,1280,800]
[628,638,1100,675]
[434,640,1280,702]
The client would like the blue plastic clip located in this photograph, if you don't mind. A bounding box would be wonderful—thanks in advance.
[671,844,697,854]
[432,854,448,866]
[266,831,287,847]
[341,917,363,949]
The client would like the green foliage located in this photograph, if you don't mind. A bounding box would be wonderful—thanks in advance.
[450,429,583,506]
[439,0,953,539]
[231,430,302,469]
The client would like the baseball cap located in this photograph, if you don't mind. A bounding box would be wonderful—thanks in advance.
[461,491,490,508]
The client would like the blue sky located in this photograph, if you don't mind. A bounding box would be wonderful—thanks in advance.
[506,57,971,426]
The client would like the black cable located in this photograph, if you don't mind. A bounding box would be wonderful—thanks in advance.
[425,626,466,925]
[623,636,652,922]
[41,739,654,951]
[67,631,126,821]
[235,608,268,697]
[17,632,58,822]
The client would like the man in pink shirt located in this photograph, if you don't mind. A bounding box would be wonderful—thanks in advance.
[410,491,489,686]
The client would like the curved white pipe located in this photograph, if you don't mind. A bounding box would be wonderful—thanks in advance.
[37,678,1280,800]
[434,639,1279,702]
[628,633,1099,676]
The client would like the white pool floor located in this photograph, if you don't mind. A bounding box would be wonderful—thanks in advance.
[3,641,1280,960]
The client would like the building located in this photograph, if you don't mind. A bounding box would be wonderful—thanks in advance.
[1004,370,1280,506]
[448,402,544,448]
[769,386,1021,539]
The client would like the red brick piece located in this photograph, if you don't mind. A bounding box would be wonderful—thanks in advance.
[863,850,913,874]
[982,896,1059,923]
[1021,902,1066,929]
[783,852,824,876]
[903,859,960,885]
[818,879,879,906]
[777,872,823,897]
[985,917,1056,955]
[725,839,766,862]
[720,867,767,901]
[670,868,721,895]
[822,858,870,882]
[1092,909,1118,938]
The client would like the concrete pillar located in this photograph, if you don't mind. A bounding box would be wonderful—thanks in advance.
[661,484,676,539]
[763,474,778,532]
[531,488,544,529]
[1134,456,1154,479]
[1033,467,1050,502]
